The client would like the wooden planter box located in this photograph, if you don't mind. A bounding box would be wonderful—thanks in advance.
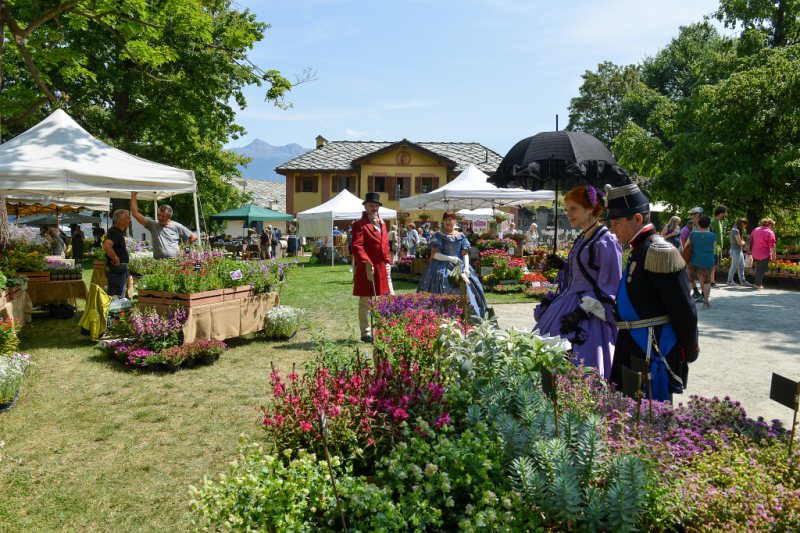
[138,288,225,308]
[17,271,50,283]
[412,258,427,275]
[223,285,254,301]
[163,289,225,308]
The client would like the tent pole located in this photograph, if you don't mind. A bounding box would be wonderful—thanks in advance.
[192,192,201,240]
[331,218,335,267]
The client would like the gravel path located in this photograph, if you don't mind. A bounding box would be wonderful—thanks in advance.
[492,285,800,427]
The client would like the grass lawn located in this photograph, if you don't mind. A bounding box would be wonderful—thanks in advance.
[0,257,534,531]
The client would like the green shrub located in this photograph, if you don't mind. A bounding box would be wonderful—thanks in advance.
[377,422,536,531]
[189,437,404,532]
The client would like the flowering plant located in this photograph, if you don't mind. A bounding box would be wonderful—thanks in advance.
[0,352,31,404]
[0,317,21,355]
[263,306,304,339]
[476,238,514,251]
[370,293,462,321]
[480,249,510,266]
[126,306,187,352]
[125,237,153,253]
[128,252,158,276]
[522,271,548,284]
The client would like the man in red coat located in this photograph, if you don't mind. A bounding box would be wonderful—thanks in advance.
[352,192,392,342]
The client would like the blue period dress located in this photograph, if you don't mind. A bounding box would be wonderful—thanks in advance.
[533,226,622,380]
[418,231,487,319]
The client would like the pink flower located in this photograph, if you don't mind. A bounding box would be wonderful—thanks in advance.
[298,421,313,432]
[435,412,451,429]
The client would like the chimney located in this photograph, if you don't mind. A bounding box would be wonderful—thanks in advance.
[316,135,328,149]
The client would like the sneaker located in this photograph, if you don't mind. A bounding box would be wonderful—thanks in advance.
[711,282,718,288]
[741,281,753,287]
[692,289,701,299]
[754,285,764,290]
[360,334,373,343]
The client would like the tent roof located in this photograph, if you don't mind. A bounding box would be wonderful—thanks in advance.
[399,163,554,210]
[209,203,293,223]
[22,212,102,225]
[296,189,396,238]
[6,194,110,216]
[0,109,195,201]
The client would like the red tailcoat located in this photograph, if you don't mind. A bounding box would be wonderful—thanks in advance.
[351,212,391,297]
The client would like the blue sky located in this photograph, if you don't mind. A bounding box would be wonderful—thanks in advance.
[230,0,725,155]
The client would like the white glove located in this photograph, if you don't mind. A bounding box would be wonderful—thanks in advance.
[433,252,460,265]
[461,256,470,275]
[365,262,374,282]
[460,272,470,286]
[579,296,606,321]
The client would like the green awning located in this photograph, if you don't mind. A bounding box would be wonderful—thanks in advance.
[209,203,293,225]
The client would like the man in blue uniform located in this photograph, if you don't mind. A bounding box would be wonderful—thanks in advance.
[606,184,699,402]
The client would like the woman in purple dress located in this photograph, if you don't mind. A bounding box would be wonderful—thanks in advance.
[533,185,622,380]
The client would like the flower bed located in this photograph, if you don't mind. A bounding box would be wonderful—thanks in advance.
[192,305,800,531]
[101,306,227,369]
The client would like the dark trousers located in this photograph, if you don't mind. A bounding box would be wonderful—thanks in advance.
[106,263,129,298]
[754,258,770,286]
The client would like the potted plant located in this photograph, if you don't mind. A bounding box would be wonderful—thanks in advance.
[263,306,304,340]
[418,212,430,223]
[0,352,31,412]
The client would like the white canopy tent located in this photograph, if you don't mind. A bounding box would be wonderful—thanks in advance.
[6,193,110,218]
[296,189,397,266]
[0,109,200,231]
[456,208,502,221]
[399,163,554,211]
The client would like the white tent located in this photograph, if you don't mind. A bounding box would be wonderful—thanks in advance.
[296,189,397,239]
[6,193,110,215]
[399,163,554,211]
[456,208,502,221]
[0,109,200,230]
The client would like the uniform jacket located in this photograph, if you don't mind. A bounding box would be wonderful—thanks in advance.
[610,226,699,393]
[351,212,391,297]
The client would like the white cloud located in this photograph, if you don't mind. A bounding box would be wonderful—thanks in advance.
[345,129,368,139]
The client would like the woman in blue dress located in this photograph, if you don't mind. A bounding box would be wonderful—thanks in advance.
[533,185,622,380]
[418,211,487,320]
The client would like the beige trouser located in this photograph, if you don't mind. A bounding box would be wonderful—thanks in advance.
[358,296,372,337]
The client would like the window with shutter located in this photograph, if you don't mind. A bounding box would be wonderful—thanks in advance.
[312,177,318,193]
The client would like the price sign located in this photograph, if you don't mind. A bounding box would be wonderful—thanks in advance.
[473,220,487,230]
[229,269,243,281]
[194,263,202,271]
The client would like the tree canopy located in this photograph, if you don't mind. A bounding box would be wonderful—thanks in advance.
[568,3,800,225]
[0,0,302,228]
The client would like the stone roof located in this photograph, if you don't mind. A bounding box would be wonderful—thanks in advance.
[241,179,287,213]
[275,139,503,174]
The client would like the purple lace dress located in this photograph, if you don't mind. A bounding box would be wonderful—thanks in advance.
[533,226,622,380]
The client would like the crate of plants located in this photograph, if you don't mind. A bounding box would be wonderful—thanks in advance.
[100,305,227,370]
[44,260,83,281]
[136,249,298,311]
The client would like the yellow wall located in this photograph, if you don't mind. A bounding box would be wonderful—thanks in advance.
[289,145,455,225]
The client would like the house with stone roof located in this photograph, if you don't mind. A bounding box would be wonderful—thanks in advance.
[276,136,503,216]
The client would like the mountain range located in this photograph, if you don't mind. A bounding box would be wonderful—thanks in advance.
[229,139,310,182]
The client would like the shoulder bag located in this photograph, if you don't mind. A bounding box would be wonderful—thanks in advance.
[680,238,693,264]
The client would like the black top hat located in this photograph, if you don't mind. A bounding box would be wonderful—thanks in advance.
[363,192,382,206]
[604,183,649,219]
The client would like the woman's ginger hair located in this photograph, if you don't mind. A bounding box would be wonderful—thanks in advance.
[563,185,605,217]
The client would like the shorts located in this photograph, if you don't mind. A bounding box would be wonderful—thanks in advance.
[690,265,712,284]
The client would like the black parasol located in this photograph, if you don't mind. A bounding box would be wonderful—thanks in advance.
[489,130,630,251]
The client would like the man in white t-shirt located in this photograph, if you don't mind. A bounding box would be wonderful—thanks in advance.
[131,192,197,259]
